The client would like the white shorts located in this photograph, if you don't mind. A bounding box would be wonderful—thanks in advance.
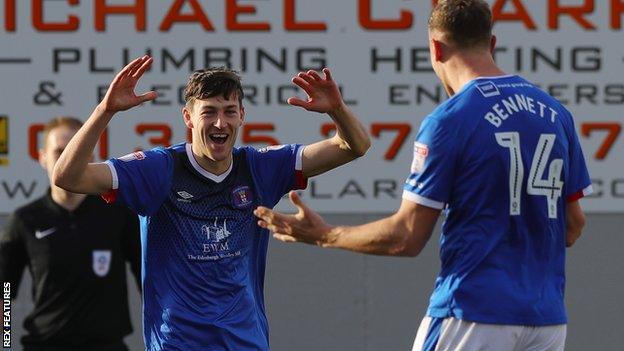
[412,316,566,351]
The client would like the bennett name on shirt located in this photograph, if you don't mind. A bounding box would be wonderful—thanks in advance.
[483,89,560,128]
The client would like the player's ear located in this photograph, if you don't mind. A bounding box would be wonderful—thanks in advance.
[489,35,497,54]
[239,105,245,125]
[432,39,444,62]
[38,148,47,169]
[182,105,193,129]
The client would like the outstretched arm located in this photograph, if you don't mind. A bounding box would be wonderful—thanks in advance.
[289,69,371,178]
[53,56,157,194]
[254,191,440,257]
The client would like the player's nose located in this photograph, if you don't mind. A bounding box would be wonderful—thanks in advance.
[213,114,225,129]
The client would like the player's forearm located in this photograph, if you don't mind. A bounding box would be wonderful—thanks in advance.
[324,215,422,257]
[565,201,586,247]
[327,103,371,157]
[565,214,586,247]
[53,104,114,189]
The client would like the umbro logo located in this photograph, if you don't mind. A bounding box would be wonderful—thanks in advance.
[177,191,194,202]
[35,227,57,239]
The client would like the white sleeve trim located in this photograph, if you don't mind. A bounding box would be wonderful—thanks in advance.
[583,184,594,196]
[402,190,445,210]
[295,145,305,171]
[105,161,119,190]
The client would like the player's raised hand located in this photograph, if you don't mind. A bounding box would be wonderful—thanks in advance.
[100,55,157,113]
[288,68,344,114]
[254,191,332,246]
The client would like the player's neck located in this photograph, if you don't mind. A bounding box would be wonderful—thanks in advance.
[50,185,87,212]
[444,54,506,96]
[190,144,233,176]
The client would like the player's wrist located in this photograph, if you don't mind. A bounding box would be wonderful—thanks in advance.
[326,101,348,119]
[95,102,119,117]
[320,225,339,248]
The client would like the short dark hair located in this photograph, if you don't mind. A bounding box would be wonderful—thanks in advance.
[428,0,493,49]
[43,116,83,149]
[184,67,244,108]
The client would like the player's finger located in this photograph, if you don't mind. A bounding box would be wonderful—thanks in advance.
[258,219,285,234]
[132,56,153,78]
[273,233,297,243]
[254,207,290,225]
[112,57,142,83]
[289,191,307,213]
[322,68,333,81]
[287,97,313,110]
[138,91,158,103]
[307,70,323,82]
[118,56,146,79]
[128,55,149,77]
[291,77,314,96]
[298,72,316,85]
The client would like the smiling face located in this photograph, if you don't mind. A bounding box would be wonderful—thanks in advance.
[183,94,245,167]
[182,67,246,173]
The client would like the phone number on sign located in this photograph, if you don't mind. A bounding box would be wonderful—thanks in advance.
[24,121,622,162]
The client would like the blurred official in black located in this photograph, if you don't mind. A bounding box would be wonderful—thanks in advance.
[0,117,141,351]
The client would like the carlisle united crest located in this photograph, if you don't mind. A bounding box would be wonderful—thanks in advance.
[93,250,112,277]
[231,185,253,209]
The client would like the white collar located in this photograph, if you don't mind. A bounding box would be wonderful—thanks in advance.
[185,143,233,183]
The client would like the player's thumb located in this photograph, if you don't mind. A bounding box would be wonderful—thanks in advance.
[289,191,306,212]
[139,91,158,103]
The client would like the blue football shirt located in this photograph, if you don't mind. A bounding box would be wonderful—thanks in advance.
[403,75,592,326]
[104,143,306,350]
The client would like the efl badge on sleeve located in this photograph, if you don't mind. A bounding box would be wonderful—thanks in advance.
[411,142,429,174]
[119,151,146,162]
[231,185,254,209]
[93,250,112,277]
[258,145,285,153]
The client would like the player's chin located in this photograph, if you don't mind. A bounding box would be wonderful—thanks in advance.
[208,142,233,158]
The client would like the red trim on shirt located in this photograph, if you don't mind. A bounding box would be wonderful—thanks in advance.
[101,189,118,204]
[566,189,585,203]
[294,170,308,190]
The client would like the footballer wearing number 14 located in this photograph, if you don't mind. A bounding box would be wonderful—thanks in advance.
[255,1,592,350]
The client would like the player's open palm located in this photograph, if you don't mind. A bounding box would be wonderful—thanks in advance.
[101,55,157,113]
[254,191,332,246]
[288,68,344,114]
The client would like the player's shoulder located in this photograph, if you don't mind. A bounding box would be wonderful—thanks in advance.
[115,143,179,164]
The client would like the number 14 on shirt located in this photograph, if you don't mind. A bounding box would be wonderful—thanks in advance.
[496,132,564,219]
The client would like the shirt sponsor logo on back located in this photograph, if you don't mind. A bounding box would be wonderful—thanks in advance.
[476,81,501,98]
